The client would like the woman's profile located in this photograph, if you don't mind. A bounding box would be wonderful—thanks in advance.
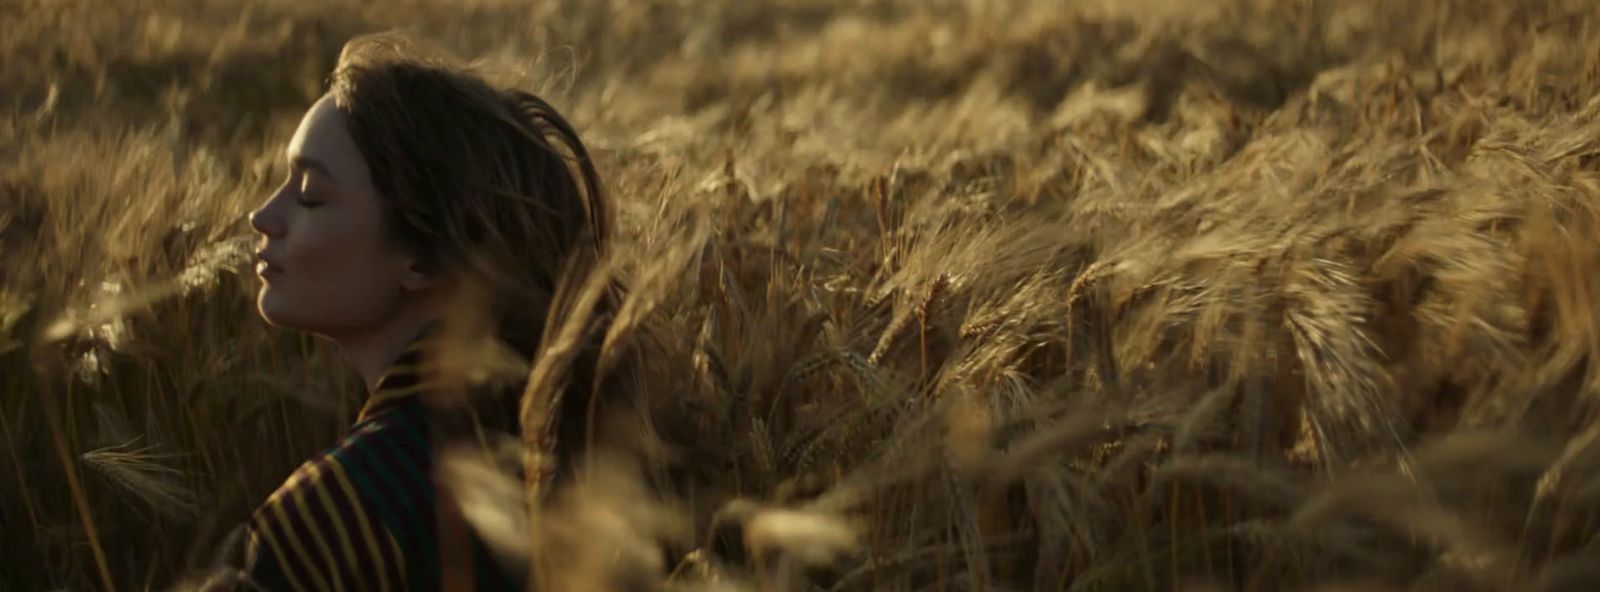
[226,33,625,591]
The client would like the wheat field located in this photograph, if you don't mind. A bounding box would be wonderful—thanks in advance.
[6,0,1600,589]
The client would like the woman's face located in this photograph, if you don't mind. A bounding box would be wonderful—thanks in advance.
[249,96,421,338]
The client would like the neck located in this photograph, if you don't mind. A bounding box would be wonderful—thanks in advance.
[333,312,438,394]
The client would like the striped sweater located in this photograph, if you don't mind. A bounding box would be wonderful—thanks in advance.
[240,336,522,591]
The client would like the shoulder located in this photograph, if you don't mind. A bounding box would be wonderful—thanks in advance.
[245,408,440,590]
[270,407,438,528]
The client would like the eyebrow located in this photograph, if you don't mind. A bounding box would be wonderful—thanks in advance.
[287,154,339,183]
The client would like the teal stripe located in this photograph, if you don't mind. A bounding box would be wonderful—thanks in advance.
[244,522,295,589]
[330,393,522,589]
[330,417,432,584]
[474,535,517,588]
[353,405,441,588]
[327,429,409,553]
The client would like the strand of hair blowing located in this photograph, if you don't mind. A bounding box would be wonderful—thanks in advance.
[495,87,632,474]
[502,91,625,591]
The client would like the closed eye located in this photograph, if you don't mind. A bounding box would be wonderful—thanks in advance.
[292,169,327,208]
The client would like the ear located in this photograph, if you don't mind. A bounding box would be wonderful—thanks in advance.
[399,257,441,293]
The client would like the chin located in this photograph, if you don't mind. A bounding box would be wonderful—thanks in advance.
[256,289,300,330]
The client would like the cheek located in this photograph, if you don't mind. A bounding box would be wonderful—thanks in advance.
[262,212,406,331]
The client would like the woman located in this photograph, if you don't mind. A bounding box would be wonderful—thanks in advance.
[232,34,623,591]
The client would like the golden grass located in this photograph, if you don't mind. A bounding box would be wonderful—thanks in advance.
[7,0,1600,589]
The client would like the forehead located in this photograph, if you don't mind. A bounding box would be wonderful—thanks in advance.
[286,96,372,184]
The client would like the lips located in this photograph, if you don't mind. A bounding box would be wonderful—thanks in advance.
[254,251,286,276]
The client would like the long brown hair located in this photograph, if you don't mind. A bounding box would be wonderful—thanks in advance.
[326,34,623,473]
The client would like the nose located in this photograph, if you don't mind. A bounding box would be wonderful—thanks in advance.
[249,187,287,238]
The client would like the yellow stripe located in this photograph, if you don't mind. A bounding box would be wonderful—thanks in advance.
[357,336,436,421]
[251,516,314,592]
[276,466,320,497]
[304,463,360,592]
[291,481,348,592]
[270,497,335,592]
[327,458,394,592]
[382,362,420,378]
[369,379,424,403]
[385,528,409,591]
[358,383,429,421]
